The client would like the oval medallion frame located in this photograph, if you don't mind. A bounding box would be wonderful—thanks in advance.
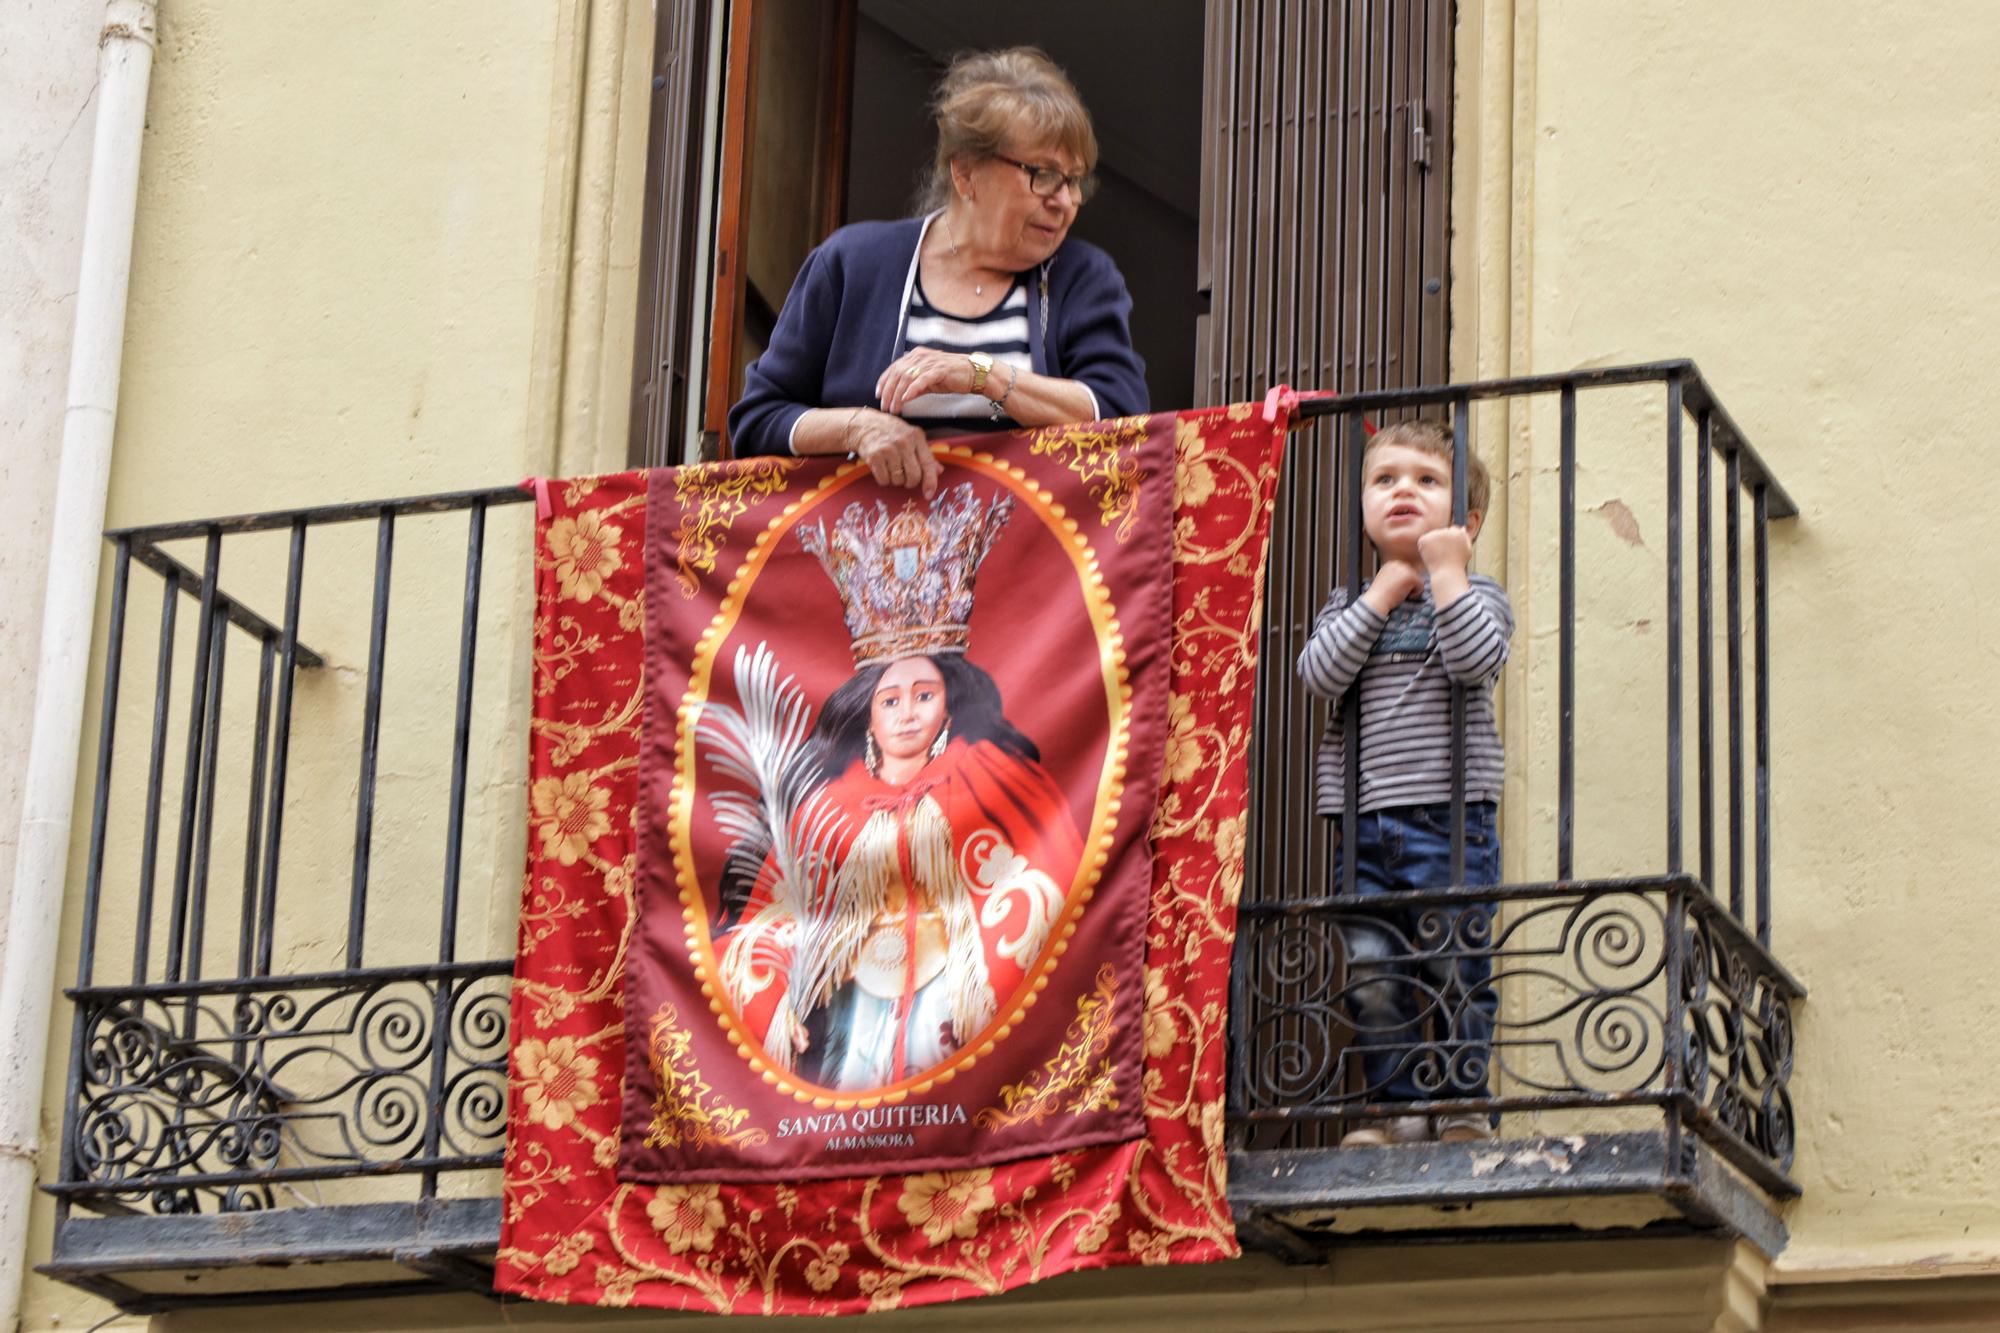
[668,446,1132,1109]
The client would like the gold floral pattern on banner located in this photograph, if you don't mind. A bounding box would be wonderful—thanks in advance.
[496,404,1286,1315]
[974,965,1120,1130]
[667,456,796,598]
[1026,415,1151,541]
[643,1004,769,1153]
[540,492,645,631]
[1170,413,1265,570]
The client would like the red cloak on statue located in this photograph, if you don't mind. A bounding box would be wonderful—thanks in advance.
[717,734,1084,1093]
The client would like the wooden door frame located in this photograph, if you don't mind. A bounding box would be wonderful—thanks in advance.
[630,0,720,468]
[700,0,761,453]
[700,0,857,455]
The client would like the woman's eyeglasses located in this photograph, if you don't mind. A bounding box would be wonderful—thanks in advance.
[994,155,1095,203]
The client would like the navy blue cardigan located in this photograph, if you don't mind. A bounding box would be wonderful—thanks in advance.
[727,217,1150,457]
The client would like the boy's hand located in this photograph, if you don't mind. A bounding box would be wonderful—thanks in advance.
[1360,558,1424,615]
[1417,525,1474,575]
[1419,526,1475,609]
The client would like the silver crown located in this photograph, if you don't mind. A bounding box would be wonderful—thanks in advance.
[797,483,1015,666]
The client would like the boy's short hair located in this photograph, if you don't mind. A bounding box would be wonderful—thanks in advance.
[1365,419,1490,517]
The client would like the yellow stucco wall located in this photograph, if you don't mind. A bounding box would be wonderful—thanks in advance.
[20,0,2000,1328]
[19,2,654,1328]
[1506,0,2000,1282]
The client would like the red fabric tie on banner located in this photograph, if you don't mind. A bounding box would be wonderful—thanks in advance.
[518,475,552,520]
[1262,384,1352,433]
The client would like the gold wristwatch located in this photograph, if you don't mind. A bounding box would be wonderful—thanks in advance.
[967,350,994,395]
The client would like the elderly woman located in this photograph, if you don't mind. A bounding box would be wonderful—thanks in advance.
[726,47,1148,496]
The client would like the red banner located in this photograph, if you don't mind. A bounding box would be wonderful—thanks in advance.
[497,405,1284,1313]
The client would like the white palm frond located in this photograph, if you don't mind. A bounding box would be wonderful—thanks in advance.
[694,643,850,1052]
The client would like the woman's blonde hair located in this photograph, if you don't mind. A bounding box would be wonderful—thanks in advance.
[922,47,1098,214]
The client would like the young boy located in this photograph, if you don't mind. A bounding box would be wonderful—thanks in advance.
[1296,420,1513,1147]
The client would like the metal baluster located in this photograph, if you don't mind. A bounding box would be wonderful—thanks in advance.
[1663,881,1688,1186]
[439,501,486,962]
[1754,484,1772,945]
[1308,422,1333,897]
[59,539,133,1208]
[1696,411,1716,892]
[1448,395,1469,883]
[424,503,488,1196]
[1342,412,1364,897]
[1725,453,1745,920]
[80,539,132,987]
[256,520,308,975]
[186,607,228,983]
[237,639,275,977]
[1664,374,1684,875]
[134,578,178,983]
[348,512,395,969]
[166,530,222,982]
[1557,384,1577,879]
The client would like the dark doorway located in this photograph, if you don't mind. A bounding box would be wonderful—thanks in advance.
[630,1,1205,461]
[628,2,1448,459]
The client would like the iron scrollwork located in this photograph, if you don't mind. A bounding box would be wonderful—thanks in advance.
[70,966,511,1213]
[1681,905,1797,1171]
[1240,889,1668,1109]
[1234,880,1798,1184]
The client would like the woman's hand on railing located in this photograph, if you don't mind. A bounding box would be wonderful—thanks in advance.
[847,409,940,497]
[791,406,940,497]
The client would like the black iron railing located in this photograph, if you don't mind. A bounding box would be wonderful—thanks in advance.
[1232,361,1802,1197]
[46,360,1800,1294]
[53,487,530,1217]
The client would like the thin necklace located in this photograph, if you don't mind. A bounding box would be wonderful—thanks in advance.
[942,215,984,297]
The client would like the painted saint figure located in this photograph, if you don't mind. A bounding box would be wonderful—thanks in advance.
[713,484,1085,1092]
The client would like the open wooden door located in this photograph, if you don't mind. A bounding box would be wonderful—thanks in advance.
[701,0,857,456]
[630,0,719,468]
[629,0,855,465]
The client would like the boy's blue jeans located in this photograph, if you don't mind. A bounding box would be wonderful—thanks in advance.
[1333,801,1500,1108]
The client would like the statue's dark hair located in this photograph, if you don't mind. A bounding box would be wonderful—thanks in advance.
[807,654,1038,778]
[713,654,1037,929]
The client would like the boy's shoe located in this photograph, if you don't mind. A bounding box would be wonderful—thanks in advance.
[1434,1113,1495,1143]
[1339,1115,1431,1148]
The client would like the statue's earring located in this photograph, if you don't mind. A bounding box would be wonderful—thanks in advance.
[865,732,881,778]
[929,719,951,761]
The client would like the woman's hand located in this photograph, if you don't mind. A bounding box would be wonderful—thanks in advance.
[876,348,980,416]
[847,409,941,497]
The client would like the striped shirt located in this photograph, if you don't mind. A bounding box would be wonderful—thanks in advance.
[1296,574,1513,815]
[899,276,1032,433]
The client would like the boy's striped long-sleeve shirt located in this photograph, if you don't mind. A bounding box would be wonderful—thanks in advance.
[1296,574,1513,815]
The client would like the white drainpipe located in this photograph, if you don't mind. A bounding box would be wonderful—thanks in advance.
[0,2,159,1325]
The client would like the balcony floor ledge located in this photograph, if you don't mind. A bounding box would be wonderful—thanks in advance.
[1229,1129,1786,1262]
[41,1132,1783,1313]
[40,1196,503,1314]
